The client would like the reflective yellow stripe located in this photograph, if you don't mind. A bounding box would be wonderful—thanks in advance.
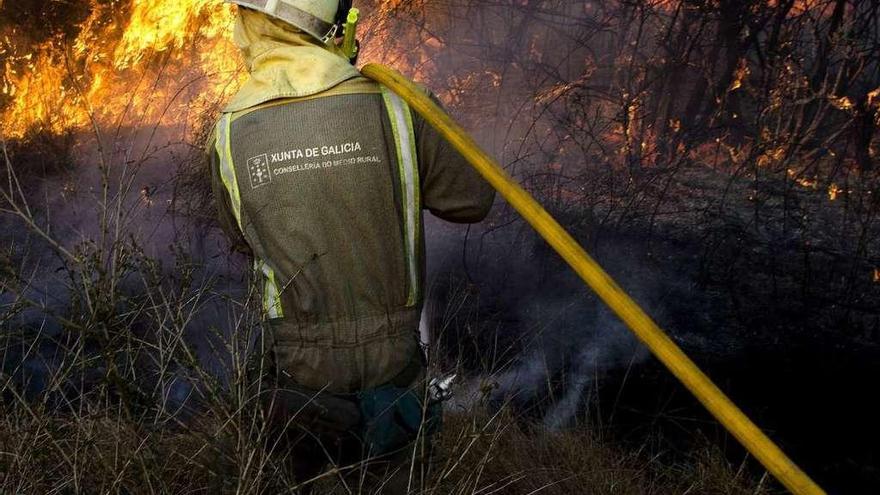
[216,114,284,319]
[216,114,243,231]
[255,259,284,319]
[381,86,421,307]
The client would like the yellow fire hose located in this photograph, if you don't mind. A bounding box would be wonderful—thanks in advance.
[362,63,826,495]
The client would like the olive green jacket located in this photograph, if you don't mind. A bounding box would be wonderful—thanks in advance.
[208,75,494,393]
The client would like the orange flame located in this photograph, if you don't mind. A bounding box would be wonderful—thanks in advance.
[1,1,242,138]
[1,0,429,139]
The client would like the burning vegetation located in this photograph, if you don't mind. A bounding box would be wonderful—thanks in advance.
[1,0,880,494]
[0,0,424,139]
[1,1,241,138]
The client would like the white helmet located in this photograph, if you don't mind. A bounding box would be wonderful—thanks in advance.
[225,0,349,44]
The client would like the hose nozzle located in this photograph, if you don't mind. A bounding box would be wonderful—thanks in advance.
[428,373,457,404]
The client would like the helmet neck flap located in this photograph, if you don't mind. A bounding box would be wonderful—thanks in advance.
[223,6,360,113]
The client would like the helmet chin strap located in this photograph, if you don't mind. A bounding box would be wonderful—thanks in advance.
[319,23,339,44]
[323,0,353,46]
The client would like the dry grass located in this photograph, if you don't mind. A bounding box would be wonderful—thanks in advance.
[0,401,778,494]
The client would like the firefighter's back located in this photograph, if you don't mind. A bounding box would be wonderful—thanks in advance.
[218,77,422,392]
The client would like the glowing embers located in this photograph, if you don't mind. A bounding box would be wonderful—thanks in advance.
[827,183,841,201]
[787,168,818,189]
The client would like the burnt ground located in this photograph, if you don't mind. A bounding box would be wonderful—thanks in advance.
[431,162,880,494]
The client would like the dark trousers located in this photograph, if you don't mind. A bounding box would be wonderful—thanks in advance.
[281,426,432,494]
[256,359,435,494]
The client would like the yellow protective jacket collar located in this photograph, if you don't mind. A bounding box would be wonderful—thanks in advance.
[223,8,360,113]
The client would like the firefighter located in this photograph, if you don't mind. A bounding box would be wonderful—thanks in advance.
[207,1,494,492]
